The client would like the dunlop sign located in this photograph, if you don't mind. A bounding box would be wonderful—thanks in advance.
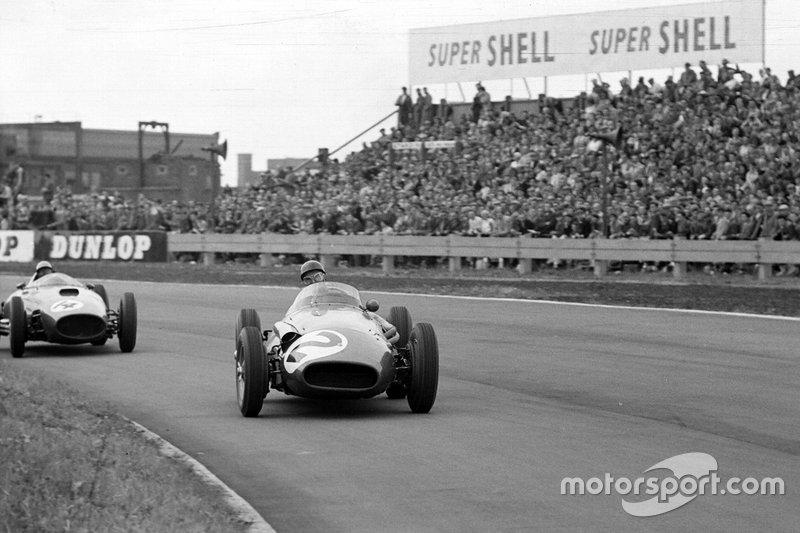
[41,232,168,262]
[409,0,763,84]
[0,231,35,263]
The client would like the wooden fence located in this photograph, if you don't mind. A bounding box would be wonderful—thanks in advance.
[167,233,800,281]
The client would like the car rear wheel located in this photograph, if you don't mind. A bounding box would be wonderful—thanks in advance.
[407,322,439,413]
[118,292,137,353]
[8,296,26,358]
[235,308,261,347]
[388,306,412,348]
[236,326,266,417]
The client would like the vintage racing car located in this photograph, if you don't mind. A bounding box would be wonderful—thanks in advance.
[1,272,137,357]
[234,281,439,416]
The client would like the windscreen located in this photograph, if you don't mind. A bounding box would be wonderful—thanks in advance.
[29,273,84,288]
[287,282,362,314]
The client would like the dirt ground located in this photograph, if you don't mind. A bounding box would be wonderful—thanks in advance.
[2,260,798,317]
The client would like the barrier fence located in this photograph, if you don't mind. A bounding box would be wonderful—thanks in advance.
[7,230,797,281]
[167,233,800,281]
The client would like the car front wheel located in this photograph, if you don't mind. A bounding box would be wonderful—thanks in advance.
[406,322,439,413]
[8,296,26,358]
[236,326,267,417]
[118,292,137,353]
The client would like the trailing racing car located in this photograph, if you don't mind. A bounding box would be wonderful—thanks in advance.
[1,272,137,358]
[234,281,439,416]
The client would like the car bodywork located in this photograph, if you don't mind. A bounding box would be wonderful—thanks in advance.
[234,281,439,417]
[0,272,137,357]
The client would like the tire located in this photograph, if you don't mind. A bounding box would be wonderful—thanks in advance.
[236,326,267,417]
[93,284,109,309]
[385,382,407,399]
[8,296,26,358]
[235,308,261,347]
[118,292,137,353]
[388,306,412,348]
[406,322,439,414]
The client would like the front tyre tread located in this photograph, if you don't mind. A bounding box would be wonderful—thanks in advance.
[118,292,137,353]
[236,326,267,417]
[406,322,439,413]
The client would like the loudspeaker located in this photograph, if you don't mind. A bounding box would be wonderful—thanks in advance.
[203,140,227,160]
[215,140,228,160]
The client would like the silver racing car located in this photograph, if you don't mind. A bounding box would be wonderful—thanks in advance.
[1,272,137,357]
[234,281,439,416]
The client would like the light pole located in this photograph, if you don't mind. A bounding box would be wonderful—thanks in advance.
[138,121,170,189]
[588,126,623,237]
[201,140,227,232]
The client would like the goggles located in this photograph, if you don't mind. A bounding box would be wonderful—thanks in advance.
[302,271,325,285]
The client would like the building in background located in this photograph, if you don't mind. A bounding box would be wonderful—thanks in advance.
[237,153,322,188]
[0,121,219,203]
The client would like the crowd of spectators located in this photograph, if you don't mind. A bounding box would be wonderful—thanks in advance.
[0,182,214,234]
[204,61,800,245]
[4,60,800,252]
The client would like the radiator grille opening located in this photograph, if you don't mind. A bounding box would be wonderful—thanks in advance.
[56,315,106,339]
[304,363,377,389]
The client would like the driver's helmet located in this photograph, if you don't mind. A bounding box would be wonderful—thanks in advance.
[300,260,326,285]
[34,260,54,280]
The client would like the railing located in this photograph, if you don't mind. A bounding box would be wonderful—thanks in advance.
[168,233,800,281]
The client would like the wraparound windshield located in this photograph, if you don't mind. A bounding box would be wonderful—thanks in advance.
[29,273,84,288]
[287,282,362,315]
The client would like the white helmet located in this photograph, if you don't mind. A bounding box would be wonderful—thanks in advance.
[300,260,326,284]
[35,261,54,274]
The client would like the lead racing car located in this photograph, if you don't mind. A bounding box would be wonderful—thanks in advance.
[234,281,439,416]
[1,272,137,357]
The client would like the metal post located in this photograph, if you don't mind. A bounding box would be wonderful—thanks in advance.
[138,121,170,189]
[601,143,610,238]
[522,77,532,99]
[138,127,144,188]
[201,139,226,234]
[209,151,218,232]
[287,109,397,176]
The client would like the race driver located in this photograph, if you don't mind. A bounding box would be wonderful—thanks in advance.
[299,260,399,344]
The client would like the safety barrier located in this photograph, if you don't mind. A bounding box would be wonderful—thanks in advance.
[167,233,800,281]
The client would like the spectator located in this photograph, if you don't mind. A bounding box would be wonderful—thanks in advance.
[679,62,698,91]
[0,179,12,211]
[471,83,484,123]
[395,87,412,127]
[422,88,434,125]
[437,98,453,123]
[41,174,56,205]
[414,88,424,128]
[648,77,663,98]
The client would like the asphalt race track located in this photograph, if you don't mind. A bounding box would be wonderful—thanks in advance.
[2,276,798,533]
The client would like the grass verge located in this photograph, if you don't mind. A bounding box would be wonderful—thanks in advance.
[0,361,250,533]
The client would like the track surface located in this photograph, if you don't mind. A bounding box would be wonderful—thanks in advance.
[2,276,798,532]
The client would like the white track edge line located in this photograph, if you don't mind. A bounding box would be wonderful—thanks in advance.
[126,418,276,533]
